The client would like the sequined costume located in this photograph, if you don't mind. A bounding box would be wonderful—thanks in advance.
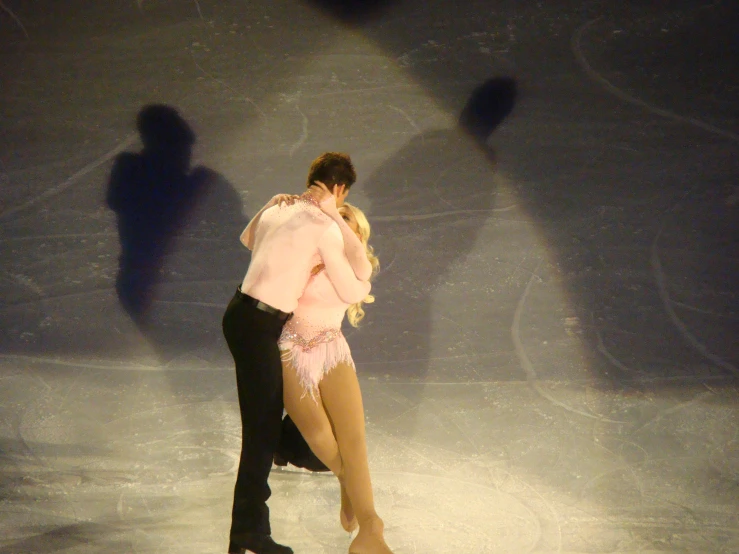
[279,263,370,400]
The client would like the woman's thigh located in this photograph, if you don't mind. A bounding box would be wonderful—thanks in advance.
[318,362,366,442]
[281,355,334,442]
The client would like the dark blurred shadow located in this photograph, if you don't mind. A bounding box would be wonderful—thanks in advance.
[106,105,202,325]
[106,104,247,363]
[459,77,517,143]
[353,78,516,383]
[0,517,170,554]
[305,0,396,23]
[0,522,111,554]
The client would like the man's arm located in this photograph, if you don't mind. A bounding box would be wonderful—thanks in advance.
[318,225,372,304]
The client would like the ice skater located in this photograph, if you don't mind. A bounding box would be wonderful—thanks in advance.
[222,152,373,554]
[279,201,394,554]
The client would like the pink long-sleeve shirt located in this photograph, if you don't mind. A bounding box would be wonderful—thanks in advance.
[240,196,370,314]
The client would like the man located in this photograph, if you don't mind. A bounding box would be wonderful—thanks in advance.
[222,152,372,554]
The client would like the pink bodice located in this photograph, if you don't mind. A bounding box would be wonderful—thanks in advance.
[279,269,369,399]
[282,268,369,343]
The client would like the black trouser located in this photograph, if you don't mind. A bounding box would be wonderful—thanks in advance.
[222,289,288,548]
[279,414,313,460]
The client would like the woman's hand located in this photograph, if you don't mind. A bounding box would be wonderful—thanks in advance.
[312,181,344,220]
[270,193,299,207]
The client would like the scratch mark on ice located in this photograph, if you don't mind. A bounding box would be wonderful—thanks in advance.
[387,104,423,139]
[652,226,738,376]
[572,18,739,144]
[0,0,29,38]
[289,105,309,158]
[191,55,266,121]
[512,260,625,423]
[371,205,517,222]
[0,135,137,221]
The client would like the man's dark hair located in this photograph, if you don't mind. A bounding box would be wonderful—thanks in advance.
[306,152,356,190]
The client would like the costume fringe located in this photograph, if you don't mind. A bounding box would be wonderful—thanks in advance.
[280,335,355,402]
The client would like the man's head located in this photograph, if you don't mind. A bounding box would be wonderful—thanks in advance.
[306,152,356,206]
[137,104,195,173]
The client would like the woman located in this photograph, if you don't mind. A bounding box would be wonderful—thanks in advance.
[279,203,393,554]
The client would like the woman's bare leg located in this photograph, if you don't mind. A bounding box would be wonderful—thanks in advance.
[319,362,393,553]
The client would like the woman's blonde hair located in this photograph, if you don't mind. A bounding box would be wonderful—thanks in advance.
[341,202,379,327]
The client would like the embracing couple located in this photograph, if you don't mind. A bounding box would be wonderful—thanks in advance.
[222,153,394,554]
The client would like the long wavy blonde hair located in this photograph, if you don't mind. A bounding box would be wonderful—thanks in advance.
[341,202,379,327]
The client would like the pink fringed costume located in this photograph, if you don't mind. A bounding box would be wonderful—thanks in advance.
[279,265,370,401]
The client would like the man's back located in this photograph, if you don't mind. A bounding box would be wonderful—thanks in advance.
[241,199,332,313]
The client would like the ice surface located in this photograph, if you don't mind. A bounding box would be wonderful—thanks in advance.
[1,0,737,552]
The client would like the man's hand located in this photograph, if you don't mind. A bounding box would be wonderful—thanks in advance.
[270,193,299,207]
[313,181,344,220]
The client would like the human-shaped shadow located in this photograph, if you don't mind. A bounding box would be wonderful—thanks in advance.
[354,77,517,381]
[107,104,246,360]
[280,78,517,468]
[107,105,201,325]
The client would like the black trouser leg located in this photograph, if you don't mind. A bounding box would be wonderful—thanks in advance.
[222,293,285,547]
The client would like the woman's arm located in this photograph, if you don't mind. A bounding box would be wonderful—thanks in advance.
[313,182,373,280]
[317,225,372,304]
[328,212,373,281]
